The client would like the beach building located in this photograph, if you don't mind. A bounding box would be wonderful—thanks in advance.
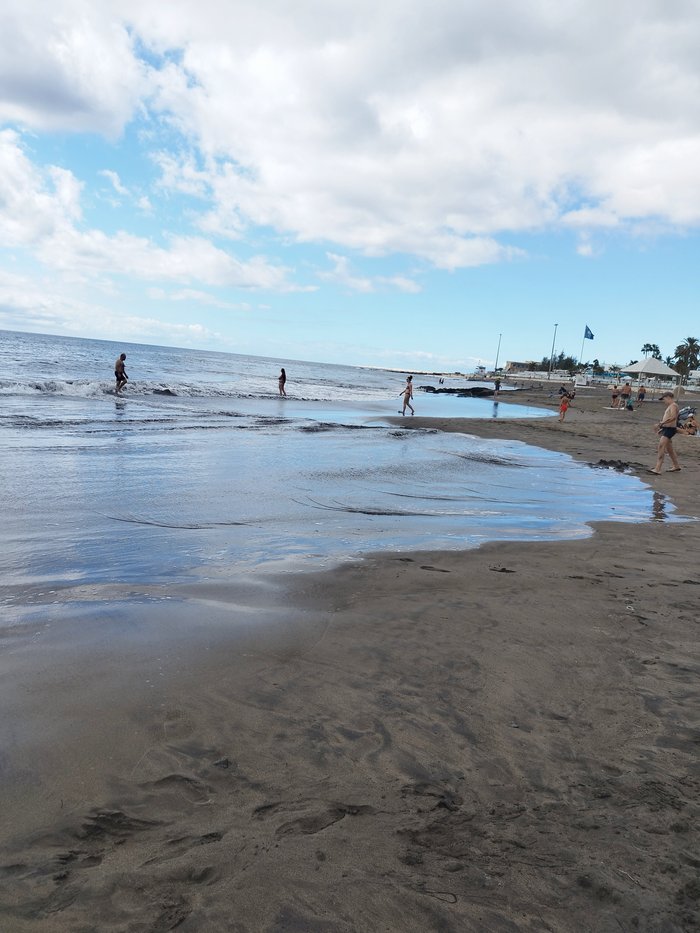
[504,361,537,373]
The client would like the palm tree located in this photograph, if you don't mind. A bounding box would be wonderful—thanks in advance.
[641,343,654,357]
[673,337,700,379]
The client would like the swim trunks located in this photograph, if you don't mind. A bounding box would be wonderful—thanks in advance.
[660,427,677,439]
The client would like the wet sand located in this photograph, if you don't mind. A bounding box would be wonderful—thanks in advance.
[1,386,699,932]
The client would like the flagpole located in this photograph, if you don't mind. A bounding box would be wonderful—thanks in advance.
[494,333,502,372]
[580,325,594,372]
[547,323,558,380]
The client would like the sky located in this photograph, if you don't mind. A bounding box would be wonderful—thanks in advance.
[1,0,699,371]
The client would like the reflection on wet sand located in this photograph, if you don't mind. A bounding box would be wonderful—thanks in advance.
[652,490,668,521]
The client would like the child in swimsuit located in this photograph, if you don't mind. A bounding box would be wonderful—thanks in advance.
[559,392,571,422]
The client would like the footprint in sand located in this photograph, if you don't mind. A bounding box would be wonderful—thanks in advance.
[161,708,196,740]
[275,804,374,837]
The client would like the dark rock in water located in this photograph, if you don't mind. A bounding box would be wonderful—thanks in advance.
[593,459,630,472]
[419,385,494,397]
[153,387,176,396]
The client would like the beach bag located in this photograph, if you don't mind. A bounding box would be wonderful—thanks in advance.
[677,406,696,426]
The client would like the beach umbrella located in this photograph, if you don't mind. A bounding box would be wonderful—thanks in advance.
[620,358,679,377]
[620,357,680,398]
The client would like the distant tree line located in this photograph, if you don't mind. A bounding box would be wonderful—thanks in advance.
[531,351,579,373]
[670,337,700,378]
[527,337,699,380]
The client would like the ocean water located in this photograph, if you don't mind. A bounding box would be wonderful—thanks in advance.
[0,329,663,629]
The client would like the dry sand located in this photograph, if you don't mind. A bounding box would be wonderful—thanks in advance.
[1,387,699,932]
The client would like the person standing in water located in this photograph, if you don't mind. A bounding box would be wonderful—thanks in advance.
[114,353,128,393]
[400,375,414,415]
[278,367,287,396]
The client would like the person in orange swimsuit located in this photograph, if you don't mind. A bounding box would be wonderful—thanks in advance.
[559,391,571,422]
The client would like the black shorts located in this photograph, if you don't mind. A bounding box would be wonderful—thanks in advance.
[660,427,677,439]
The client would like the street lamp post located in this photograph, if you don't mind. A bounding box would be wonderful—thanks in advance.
[547,323,559,380]
[494,333,502,373]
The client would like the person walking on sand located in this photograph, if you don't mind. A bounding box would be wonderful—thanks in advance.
[114,353,128,393]
[399,375,414,415]
[558,391,572,422]
[278,367,287,396]
[610,384,620,408]
[637,385,646,404]
[620,382,632,408]
[648,391,681,474]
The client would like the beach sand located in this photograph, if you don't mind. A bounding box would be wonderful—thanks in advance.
[1,387,699,932]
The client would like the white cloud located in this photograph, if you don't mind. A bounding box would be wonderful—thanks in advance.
[0,0,148,136]
[0,129,83,246]
[575,233,596,258]
[3,0,700,278]
[0,271,225,345]
[370,346,485,371]
[377,276,422,294]
[0,130,306,291]
[128,0,700,258]
[562,207,620,229]
[39,228,298,290]
[99,169,129,196]
[318,252,423,293]
[318,253,373,293]
[152,149,210,198]
[147,286,252,310]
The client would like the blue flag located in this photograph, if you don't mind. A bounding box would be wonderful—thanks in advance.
[584,325,594,340]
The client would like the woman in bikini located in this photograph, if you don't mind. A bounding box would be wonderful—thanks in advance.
[400,375,414,415]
